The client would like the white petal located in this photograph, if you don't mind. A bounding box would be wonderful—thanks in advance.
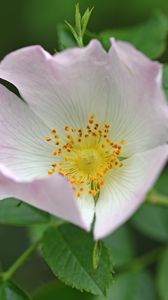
[0,172,95,231]
[0,40,167,155]
[94,145,168,239]
[105,39,168,155]
[0,41,109,132]
[0,84,53,181]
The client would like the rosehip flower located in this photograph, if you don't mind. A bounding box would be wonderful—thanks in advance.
[0,39,167,239]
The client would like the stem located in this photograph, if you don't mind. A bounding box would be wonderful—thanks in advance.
[77,36,84,48]
[121,246,164,273]
[147,192,168,206]
[2,239,41,281]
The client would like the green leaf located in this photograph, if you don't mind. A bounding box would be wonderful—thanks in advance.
[28,216,64,243]
[131,203,168,242]
[131,171,168,241]
[97,271,157,300]
[155,170,168,196]
[81,8,94,37]
[33,281,93,300]
[163,64,168,100]
[0,198,50,226]
[75,3,82,37]
[100,13,168,58]
[81,8,90,35]
[104,225,135,267]
[57,24,77,50]
[42,224,113,296]
[157,247,168,300]
[64,21,79,46]
[0,281,31,300]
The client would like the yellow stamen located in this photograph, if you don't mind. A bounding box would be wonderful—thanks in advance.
[52,150,57,156]
[120,139,126,145]
[52,163,57,168]
[51,129,57,134]
[48,169,55,175]
[45,114,125,198]
[45,137,52,142]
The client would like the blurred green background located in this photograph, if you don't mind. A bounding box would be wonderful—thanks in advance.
[1,0,168,59]
[0,0,168,299]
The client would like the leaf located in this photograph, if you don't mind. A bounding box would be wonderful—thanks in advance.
[131,203,168,242]
[0,198,50,226]
[104,225,135,267]
[157,247,168,300]
[28,216,64,243]
[33,281,93,300]
[57,24,77,50]
[100,12,168,58]
[97,271,157,300]
[0,281,31,300]
[155,170,168,196]
[42,224,113,296]
[163,64,168,100]
[81,8,94,37]
[75,3,82,37]
[64,21,79,46]
[131,171,168,241]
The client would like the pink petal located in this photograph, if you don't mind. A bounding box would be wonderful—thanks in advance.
[0,40,167,156]
[106,39,168,155]
[0,41,108,132]
[0,173,95,231]
[94,145,168,239]
[0,84,53,181]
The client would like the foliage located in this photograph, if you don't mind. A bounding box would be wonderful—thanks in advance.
[0,4,168,300]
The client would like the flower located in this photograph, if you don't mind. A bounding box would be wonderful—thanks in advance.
[0,39,167,239]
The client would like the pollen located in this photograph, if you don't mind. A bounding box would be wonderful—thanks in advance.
[48,169,55,175]
[45,114,125,199]
[45,137,52,142]
[51,129,57,134]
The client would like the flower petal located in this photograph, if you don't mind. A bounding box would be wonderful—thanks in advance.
[0,41,108,131]
[94,145,168,239]
[107,39,168,155]
[0,84,53,181]
[0,172,95,231]
[0,40,167,156]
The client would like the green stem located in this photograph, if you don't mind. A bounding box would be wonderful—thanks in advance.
[77,36,84,48]
[2,240,41,281]
[146,191,168,206]
[121,246,164,273]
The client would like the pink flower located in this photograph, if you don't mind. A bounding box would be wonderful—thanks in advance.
[0,39,167,239]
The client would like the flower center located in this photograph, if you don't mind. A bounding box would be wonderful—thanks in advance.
[45,115,125,198]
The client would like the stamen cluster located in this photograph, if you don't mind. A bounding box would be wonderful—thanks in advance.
[45,115,125,198]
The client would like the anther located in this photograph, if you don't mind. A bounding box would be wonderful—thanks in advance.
[48,169,55,175]
[45,137,52,142]
[52,150,57,156]
[51,129,57,134]
[58,168,63,174]
[120,140,126,145]
[52,163,57,168]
